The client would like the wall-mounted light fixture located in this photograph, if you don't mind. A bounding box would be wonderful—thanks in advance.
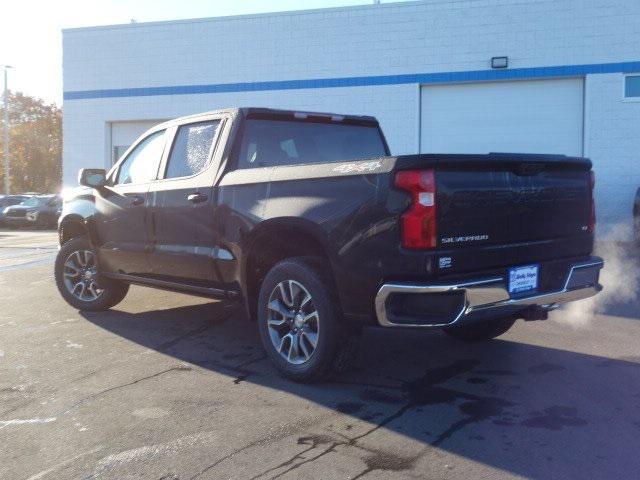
[491,56,509,69]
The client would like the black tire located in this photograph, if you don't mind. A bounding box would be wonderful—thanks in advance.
[257,257,355,383]
[55,236,129,311]
[443,316,516,342]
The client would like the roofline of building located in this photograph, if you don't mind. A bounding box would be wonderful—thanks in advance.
[61,0,463,34]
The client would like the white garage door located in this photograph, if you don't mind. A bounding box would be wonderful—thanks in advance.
[110,120,166,165]
[420,78,584,156]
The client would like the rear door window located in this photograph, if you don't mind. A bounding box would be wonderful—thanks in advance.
[165,120,222,179]
[237,119,386,168]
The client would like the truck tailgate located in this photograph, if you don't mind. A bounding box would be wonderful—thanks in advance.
[435,154,593,248]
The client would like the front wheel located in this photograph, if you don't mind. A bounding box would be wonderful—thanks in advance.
[257,257,356,383]
[443,316,516,342]
[54,236,129,311]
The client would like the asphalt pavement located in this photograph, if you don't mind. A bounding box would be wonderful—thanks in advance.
[1,229,639,480]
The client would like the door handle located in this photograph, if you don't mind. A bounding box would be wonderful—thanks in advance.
[187,192,208,204]
[129,195,145,206]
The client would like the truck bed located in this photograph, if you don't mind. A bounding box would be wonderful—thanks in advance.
[219,151,596,323]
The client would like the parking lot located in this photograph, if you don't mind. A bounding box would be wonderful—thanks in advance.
[1,229,639,480]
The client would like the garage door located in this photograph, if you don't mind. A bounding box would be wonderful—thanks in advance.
[110,120,166,165]
[420,78,584,156]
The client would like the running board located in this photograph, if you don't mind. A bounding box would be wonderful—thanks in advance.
[104,272,238,300]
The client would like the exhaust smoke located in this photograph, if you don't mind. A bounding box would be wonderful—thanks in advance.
[555,223,639,327]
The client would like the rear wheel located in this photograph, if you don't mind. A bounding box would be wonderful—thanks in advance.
[443,316,516,342]
[257,257,356,382]
[55,236,129,311]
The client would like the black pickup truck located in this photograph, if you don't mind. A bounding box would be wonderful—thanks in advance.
[56,108,603,382]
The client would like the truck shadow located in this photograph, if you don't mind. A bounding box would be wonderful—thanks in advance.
[81,302,640,479]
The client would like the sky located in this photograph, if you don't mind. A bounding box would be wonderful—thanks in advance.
[0,0,407,106]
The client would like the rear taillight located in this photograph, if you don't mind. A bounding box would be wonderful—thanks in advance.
[395,169,437,249]
[588,170,596,234]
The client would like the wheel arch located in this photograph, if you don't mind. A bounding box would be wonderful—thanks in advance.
[58,214,98,247]
[242,217,335,321]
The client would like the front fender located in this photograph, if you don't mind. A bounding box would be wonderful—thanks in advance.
[58,192,100,247]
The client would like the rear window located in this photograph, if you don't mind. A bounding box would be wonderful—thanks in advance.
[237,119,386,168]
[165,120,221,179]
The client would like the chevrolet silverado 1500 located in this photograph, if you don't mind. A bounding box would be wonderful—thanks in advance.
[56,108,603,381]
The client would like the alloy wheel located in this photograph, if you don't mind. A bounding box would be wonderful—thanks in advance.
[63,249,103,302]
[267,280,320,365]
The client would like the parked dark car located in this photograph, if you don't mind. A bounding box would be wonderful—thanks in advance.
[0,195,31,226]
[55,108,604,382]
[0,194,30,209]
[0,195,31,210]
[2,195,62,229]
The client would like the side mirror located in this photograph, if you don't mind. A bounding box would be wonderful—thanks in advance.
[78,168,107,188]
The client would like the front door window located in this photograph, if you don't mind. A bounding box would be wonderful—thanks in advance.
[116,130,166,185]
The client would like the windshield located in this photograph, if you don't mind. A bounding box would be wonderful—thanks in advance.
[20,197,42,207]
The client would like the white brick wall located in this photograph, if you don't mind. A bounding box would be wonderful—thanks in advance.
[62,84,417,175]
[585,73,640,239]
[63,0,640,238]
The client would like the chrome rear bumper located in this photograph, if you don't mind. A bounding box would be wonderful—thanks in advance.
[375,259,603,328]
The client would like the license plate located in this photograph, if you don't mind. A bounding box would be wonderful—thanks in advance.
[508,264,539,294]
